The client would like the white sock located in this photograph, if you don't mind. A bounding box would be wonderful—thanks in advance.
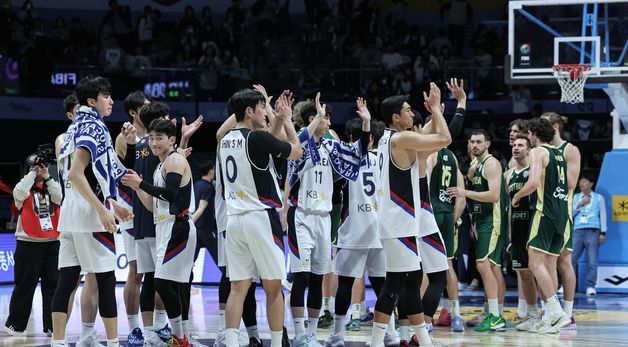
[322,297,330,312]
[527,304,539,318]
[182,319,190,337]
[370,322,387,347]
[308,317,319,335]
[270,330,283,347]
[564,300,574,318]
[145,325,154,332]
[443,298,451,311]
[516,299,527,317]
[293,317,306,337]
[333,315,346,336]
[169,315,183,337]
[400,325,411,341]
[451,299,461,317]
[488,299,499,317]
[351,303,361,320]
[546,295,563,316]
[329,297,336,314]
[413,323,430,345]
[154,310,168,329]
[225,328,239,347]
[540,300,546,312]
[246,325,260,341]
[499,303,504,317]
[127,314,140,331]
[360,301,367,316]
[107,338,120,347]
[52,340,68,347]
[387,314,396,334]
[218,310,226,330]
[81,322,95,338]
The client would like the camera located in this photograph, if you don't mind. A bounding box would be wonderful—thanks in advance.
[26,143,55,167]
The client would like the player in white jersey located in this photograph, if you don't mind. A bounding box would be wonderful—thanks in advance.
[123,119,197,346]
[287,94,370,347]
[219,89,302,347]
[324,115,386,347]
[369,83,451,347]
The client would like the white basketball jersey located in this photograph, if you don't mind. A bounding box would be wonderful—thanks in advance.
[376,129,421,239]
[288,143,334,212]
[418,175,439,237]
[214,147,228,232]
[152,154,195,224]
[219,129,283,215]
[337,151,381,249]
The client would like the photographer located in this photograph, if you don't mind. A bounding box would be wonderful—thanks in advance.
[3,149,62,336]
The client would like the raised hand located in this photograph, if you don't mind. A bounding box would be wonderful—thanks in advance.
[121,169,142,189]
[253,84,273,105]
[315,92,325,118]
[423,82,442,112]
[355,97,371,121]
[275,92,292,121]
[181,115,204,139]
[446,78,466,102]
[121,122,137,145]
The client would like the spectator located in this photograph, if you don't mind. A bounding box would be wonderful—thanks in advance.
[381,44,403,70]
[572,172,608,296]
[440,0,473,57]
[136,5,154,45]
[574,119,593,140]
[99,36,125,74]
[510,85,531,113]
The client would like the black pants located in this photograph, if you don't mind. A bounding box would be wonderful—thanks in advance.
[194,227,218,265]
[5,240,59,333]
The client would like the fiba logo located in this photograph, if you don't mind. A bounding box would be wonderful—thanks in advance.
[519,43,531,66]
[520,43,531,55]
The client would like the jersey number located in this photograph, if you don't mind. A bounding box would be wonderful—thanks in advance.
[314,170,323,184]
[557,165,566,185]
[441,165,452,187]
[225,155,237,183]
[362,172,375,196]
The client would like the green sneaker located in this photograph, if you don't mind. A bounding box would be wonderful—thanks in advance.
[345,318,361,331]
[474,313,506,332]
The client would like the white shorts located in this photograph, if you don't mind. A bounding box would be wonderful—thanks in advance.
[419,232,449,274]
[218,229,227,267]
[381,236,422,272]
[136,237,157,274]
[121,229,137,262]
[288,208,331,275]
[334,248,386,278]
[226,209,286,281]
[58,232,116,273]
[154,219,197,283]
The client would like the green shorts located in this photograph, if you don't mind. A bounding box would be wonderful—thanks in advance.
[527,210,566,256]
[329,203,342,246]
[510,218,531,270]
[435,212,456,259]
[475,218,504,266]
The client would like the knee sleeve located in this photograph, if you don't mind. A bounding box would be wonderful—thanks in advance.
[368,276,385,298]
[422,271,447,317]
[178,282,191,320]
[290,272,310,308]
[401,270,423,316]
[374,272,405,315]
[306,273,323,310]
[140,272,155,312]
[95,271,117,318]
[218,269,230,304]
[242,282,257,327]
[51,266,81,314]
[154,278,181,319]
[335,276,355,315]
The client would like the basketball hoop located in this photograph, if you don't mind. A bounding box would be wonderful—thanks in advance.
[552,64,592,104]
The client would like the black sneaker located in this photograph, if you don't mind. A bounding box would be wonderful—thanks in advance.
[282,326,291,347]
[318,310,333,329]
[249,337,263,347]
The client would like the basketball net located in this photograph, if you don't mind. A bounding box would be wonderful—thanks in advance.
[552,64,591,104]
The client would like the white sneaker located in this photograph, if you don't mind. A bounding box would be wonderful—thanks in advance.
[516,316,538,331]
[293,333,309,347]
[586,287,597,296]
[76,332,106,347]
[324,332,345,347]
[537,312,571,334]
[383,331,400,347]
[3,324,26,337]
[213,329,226,347]
[307,333,324,347]
[237,329,249,346]
[188,334,208,347]
[144,330,164,347]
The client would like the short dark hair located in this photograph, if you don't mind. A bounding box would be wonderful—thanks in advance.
[344,118,363,142]
[469,128,491,141]
[541,112,563,131]
[140,102,170,129]
[199,159,215,175]
[580,171,597,183]
[372,120,386,145]
[299,100,318,126]
[148,118,176,138]
[510,118,528,133]
[75,76,111,106]
[514,134,531,148]
[63,93,79,113]
[527,118,555,143]
[227,89,266,122]
[380,95,408,125]
[124,91,150,119]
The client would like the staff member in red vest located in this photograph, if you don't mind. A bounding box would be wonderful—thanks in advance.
[3,150,62,337]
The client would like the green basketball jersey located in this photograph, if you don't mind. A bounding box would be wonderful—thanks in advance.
[508,166,531,232]
[535,145,569,223]
[557,141,574,222]
[430,148,457,213]
[471,155,504,225]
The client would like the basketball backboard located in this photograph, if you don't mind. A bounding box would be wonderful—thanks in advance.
[507,0,628,84]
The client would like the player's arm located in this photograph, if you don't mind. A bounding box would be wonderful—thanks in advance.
[216,114,237,142]
[54,133,65,162]
[453,166,466,223]
[305,92,325,140]
[447,158,500,203]
[115,122,136,168]
[513,147,544,207]
[275,94,303,160]
[192,199,208,223]
[565,143,581,190]
[179,115,203,149]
